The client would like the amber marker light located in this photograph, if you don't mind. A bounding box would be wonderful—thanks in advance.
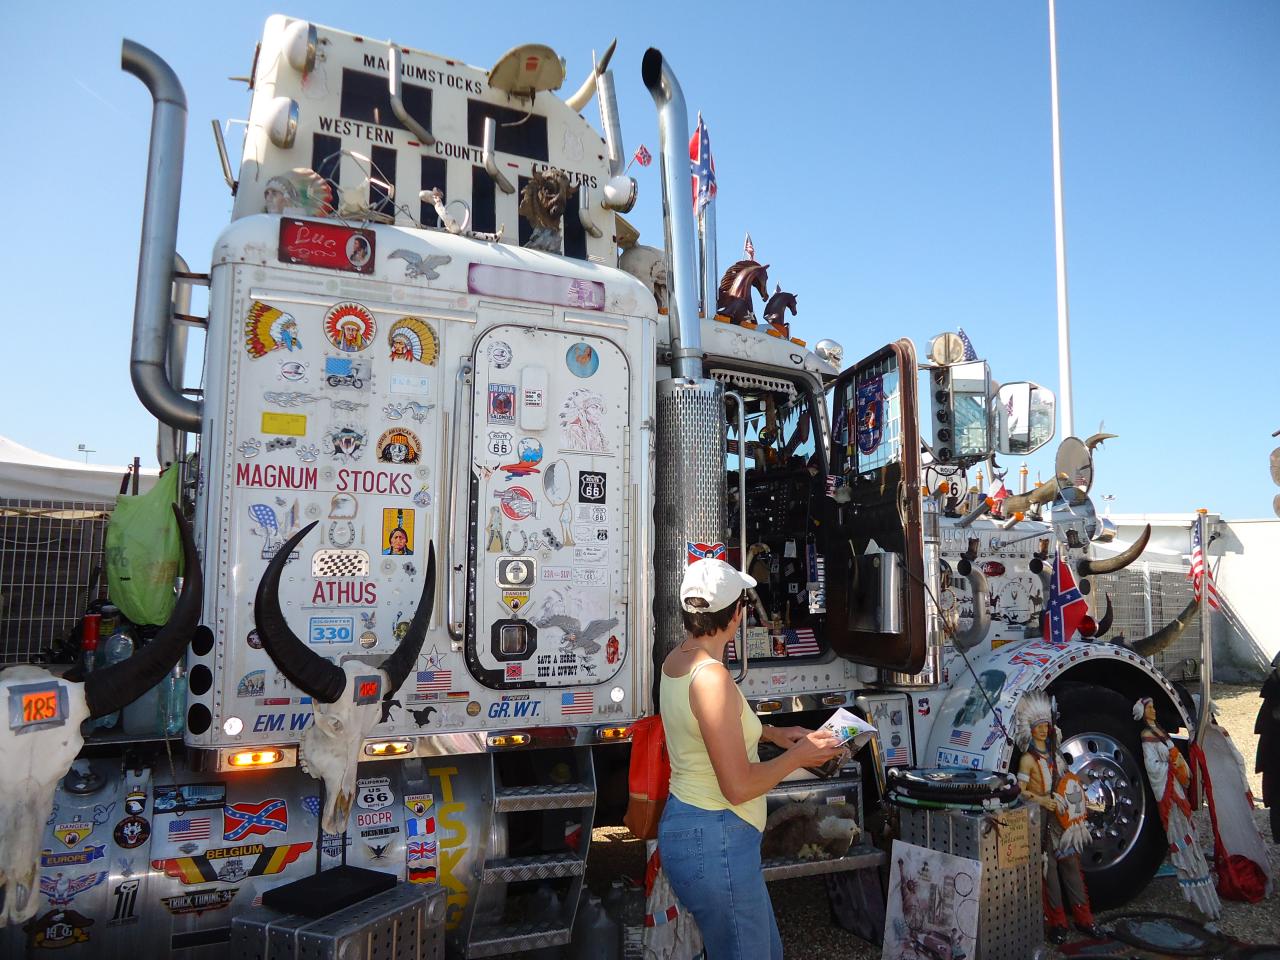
[596,726,631,741]
[227,749,285,768]
[487,733,532,748]
[364,740,415,757]
[754,700,782,714]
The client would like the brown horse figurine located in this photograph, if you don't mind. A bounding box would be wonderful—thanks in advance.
[716,259,769,323]
[763,286,798,336]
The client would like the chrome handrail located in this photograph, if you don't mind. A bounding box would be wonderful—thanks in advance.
[446,360,473,643]
[726,390,749,683]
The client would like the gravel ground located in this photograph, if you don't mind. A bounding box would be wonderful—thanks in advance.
[580,682,1278,958]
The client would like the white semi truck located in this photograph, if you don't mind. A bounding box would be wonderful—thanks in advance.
[0,15,1201,957]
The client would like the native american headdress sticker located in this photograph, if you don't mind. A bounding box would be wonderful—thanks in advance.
[323,302,377,353]
[245,301,303,358]
[376,428,421,464]
[388,316,439,365]
[263,167,334,217]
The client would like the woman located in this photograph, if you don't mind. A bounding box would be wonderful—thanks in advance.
[659,558,844,959]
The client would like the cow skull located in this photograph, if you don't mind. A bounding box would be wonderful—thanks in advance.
[0,505,200,923]
[254,524,435,834]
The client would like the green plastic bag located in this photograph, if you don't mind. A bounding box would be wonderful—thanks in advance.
[104,465,183,626]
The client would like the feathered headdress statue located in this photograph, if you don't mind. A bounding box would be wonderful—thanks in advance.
[1132,696,1154,721]
[1013,691,1058,750]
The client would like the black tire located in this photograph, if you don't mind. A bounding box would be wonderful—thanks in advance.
[1046,682,1167,910]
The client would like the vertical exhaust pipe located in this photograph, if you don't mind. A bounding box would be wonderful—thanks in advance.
[122,39,202,433]
[642,48,703,381]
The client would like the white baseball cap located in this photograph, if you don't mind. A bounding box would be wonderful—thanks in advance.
[680,558,757,613]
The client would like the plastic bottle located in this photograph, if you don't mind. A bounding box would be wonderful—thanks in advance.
[93,626,135,730]
[158,662,187,737]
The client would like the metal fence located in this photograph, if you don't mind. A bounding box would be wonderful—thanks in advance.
[1092,561,1203,681]
[0,499,112,664]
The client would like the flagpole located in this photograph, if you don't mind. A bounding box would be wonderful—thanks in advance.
[1194,509,1213,747]
[703,198,718,318]
[1048,0,1075,439]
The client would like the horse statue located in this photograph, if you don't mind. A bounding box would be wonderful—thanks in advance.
[716,259,770,324]
[763,286,798,336]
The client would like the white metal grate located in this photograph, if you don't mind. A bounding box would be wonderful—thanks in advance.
[1092,561,1203,681]
[0,499,112,664]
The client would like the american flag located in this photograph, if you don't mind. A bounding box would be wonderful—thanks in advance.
[633,145,652,168]
[988,479,1009,504]
[783,628,820,657]
[561,691,593,716]
[689,112,716,211]
[168,817,211,842]
[948,729,972,747]
[416,670,451,693]
[744,232,755,261]
[957,328,977,361]
[1189,522,1221,610]
[883,745,909,766]
[1044,547,1089,645]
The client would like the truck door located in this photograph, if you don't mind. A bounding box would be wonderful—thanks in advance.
[465,322,632,691]
[822,339,927,673]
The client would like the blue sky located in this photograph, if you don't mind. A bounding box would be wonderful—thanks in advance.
[3,1,1277,519]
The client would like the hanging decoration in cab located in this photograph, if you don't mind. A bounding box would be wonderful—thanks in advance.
[388,317,439,365]
[855,376,885,455]
[244,302,303,358]
[323,302,377,353]
[519,168,577,252]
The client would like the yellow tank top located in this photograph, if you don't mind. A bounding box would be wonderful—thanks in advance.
[660,658,766,831]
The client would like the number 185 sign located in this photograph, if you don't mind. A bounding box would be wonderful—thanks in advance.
[7,681,69,734]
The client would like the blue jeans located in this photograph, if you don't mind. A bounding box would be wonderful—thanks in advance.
[658,794,783,960]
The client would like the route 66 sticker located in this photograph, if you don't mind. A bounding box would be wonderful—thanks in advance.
[356,776,393,811]
[488,431,513,457]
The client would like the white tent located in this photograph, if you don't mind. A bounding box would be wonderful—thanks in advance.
[0,436,158,503]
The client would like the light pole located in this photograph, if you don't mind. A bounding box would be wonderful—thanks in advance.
[1048,0,1075,439]
[76,443,95,463]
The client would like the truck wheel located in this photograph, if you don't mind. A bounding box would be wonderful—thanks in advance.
[1051,682,1166,909]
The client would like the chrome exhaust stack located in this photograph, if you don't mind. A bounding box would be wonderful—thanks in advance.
[642,50,729,683]
[122,40,202,433]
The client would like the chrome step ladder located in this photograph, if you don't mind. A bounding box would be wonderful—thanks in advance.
[462,746,597,958]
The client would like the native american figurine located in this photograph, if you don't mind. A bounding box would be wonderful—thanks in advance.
[716,260,769,324]
[762,286,798,337]
[1135,696,1222,918]
[1014,692,1099,944]
[519,168,576,252]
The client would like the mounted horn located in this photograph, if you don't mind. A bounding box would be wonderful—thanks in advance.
[1084,432,1117,452]
[1076,524,1151,577]
[951,559,991,652]
[254,521,347,703]
[84,503,202,719]
[1131,595,1200,658]
[1000,473,1067,516]
[378,542,436,699]
[1095,594,1114,638]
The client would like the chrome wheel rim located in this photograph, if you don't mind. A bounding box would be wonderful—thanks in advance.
[1058,730,1147,872]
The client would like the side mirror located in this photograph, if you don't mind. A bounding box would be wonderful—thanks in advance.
[992,382,1055,456]
[929,360,991,463]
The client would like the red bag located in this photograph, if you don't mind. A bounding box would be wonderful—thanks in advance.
[624,714,670,840]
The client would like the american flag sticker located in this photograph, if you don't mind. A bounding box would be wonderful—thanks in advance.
[416,670,451,693]
[168,817,211,842]
[883,745,909,766]
[561,691,593,716]
[783,628,820,657]
[948,728,973,747]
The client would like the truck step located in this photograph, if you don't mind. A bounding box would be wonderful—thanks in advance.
[466,920,574,958]
[493,782,595,812]
[481,851,586,884]
[761,844,886,882]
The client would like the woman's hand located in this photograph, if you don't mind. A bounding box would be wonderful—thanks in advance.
[764,725,812,748]
[784,730,845,769]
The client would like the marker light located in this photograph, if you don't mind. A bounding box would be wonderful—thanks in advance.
[283,20,318,74]
[487,733,532,748]
[228,749,285,768]
[596,726,630,741]
[364,740,415,757]
[821,694,846,707]
[754,700,782,714]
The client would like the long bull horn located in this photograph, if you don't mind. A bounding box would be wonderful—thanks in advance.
[254,525,437,703]
[1077,524,1151,577]
[1131,596,1200,658]
[1000,473,1067,516]
[254,522,347,703]
[1085,432,1117,452]
[951,561,990,651]
[84,503,202,718]
[1095,594,1114,638]
[378,542,436,698]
